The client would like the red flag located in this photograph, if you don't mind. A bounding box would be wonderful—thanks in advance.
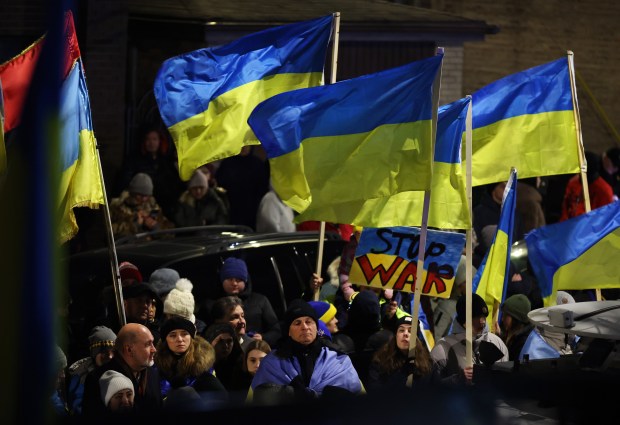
[0,10,80,133]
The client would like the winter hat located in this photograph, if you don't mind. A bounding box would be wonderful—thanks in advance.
[316,320,332,340]
[128,172,154,196]
[203,322,236,345]
[502,294,531,324]
[119,261,143,283]
[283,299,318,331]
[220,257,248,282]
[188,170,209,189]
[308,301,337,324]
[99,370,134,407]
[347,290,381,331]
[481,225,497,249]
[456,293,489,325]
[556,290,575,305]
[160,316,197,340]
[163,279,196,323]
[88,326,117,359]
[395,314,413,329]
[149,268,181,298]
[122,281,158,301]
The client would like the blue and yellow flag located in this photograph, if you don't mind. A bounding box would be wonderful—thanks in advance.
[58,58,105,243]
[525,200,620,306]
[248,55,443,228]
[473,168,517,317]
[471,58,580,186]
[397,97,471,229]
[154,15,333,181]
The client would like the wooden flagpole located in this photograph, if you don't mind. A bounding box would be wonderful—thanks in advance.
[567,51,600,301]
[406,47,443,387]
[314,12,340,301]
[465,95,474,367]
[95,138,126,326]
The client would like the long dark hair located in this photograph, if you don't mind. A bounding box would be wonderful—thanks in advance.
[371,334,432,379]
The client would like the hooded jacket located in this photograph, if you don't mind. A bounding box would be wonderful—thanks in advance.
[430,319,508,383]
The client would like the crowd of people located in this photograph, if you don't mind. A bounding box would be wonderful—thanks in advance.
[52,130,620,416]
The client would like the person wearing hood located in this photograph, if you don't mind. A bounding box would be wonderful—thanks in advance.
[250,299,362,403]
[174,169,229,228]
[155,317,227,408]
[500,294,535,361]
[430,293,508,385]
[67,326,117,415]
[202,257,281,346]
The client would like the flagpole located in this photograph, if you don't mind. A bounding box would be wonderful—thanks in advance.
[465,95,474,368]
[314,12,340,301]
[95,139,126,325]
[567,51,600,301]
[407,47,443,387]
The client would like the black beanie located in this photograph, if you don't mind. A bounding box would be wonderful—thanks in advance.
[283,299,318,331]
[456,293,489,325]
[160,316,196,340]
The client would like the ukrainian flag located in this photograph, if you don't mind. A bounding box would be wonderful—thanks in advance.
[392,97,471,229]
[473,168,517,318]
[525,200,620,306]
[154,15,333,181]
[471,58,580,186]
[248,55,443,228]
[58,58,105,243]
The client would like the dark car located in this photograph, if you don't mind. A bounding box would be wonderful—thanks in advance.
[66,226,347,323]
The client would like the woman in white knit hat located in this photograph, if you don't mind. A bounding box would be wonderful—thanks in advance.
[99,370,134,413]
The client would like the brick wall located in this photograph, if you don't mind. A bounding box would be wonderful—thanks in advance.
[437,0,620,155]
[83,0,129,190]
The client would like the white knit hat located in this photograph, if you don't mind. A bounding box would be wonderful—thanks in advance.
[163,278,196,323]
[99,370,134,407]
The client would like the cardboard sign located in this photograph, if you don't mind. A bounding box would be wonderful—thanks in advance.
[349,227,465,298]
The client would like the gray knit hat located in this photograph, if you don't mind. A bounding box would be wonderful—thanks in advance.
[149,268,181,298]
[99,370,134,407]
[88,326,117,359]
[128,172,153,196]
[188,170,209,189]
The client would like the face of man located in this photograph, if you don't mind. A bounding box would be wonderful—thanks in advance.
[246,349,267,375]
[288,316,317,345]
[126,327,156,371]
[500,312,513,337]
[124,295,153,324]
[227,305,246,335]
[222,278,245,295]
[108,389,134,412]
[396,324,411,352]
[166,329,192,355]
[189,186,207,200]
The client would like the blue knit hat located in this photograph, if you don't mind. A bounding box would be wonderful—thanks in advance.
[308,301,337,324]
[220,258,248,282]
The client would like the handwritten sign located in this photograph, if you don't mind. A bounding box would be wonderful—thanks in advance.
[349,227,465,298]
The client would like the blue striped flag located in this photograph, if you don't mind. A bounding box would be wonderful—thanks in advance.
[471,58,580,186]
[526,200,620,306]
[248,55,443,228]
[473,168,518,317]
[154,15,333,180]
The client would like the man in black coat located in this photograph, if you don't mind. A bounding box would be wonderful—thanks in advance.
[82,323,162,415]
